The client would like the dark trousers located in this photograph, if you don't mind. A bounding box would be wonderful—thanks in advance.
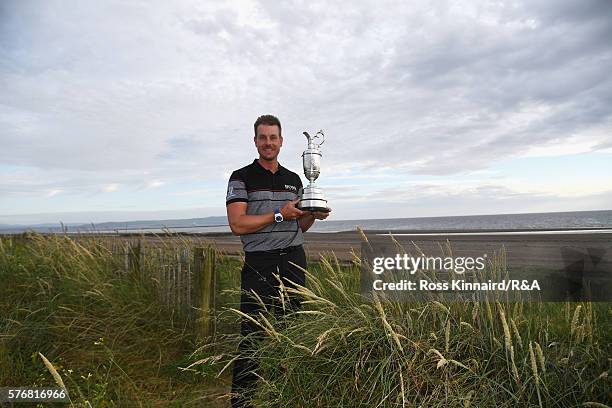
[231,245,307,408]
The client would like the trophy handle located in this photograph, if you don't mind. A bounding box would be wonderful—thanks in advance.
[314,130,325,146]
[303,130,325,147]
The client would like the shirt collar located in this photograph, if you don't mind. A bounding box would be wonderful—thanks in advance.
[253,158,284,175]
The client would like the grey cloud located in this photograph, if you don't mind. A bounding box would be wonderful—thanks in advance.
[0,166,167,199]
[0,0,610,201]
[156,134,205,161]
[530,0,612,25]
[295,0,612,174]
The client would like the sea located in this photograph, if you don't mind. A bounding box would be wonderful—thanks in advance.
[306,210,612,233]
[5,210,610,235]
[165,210,612,234]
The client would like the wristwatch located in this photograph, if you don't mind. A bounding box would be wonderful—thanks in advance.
[274,207,284,223]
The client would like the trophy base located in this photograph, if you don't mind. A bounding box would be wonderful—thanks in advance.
[298,185,328,213]
[300,206,331,213]
[298,197,329,213]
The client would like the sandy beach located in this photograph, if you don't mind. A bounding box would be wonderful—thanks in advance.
[216,229,612,268]
[102,228,612,270]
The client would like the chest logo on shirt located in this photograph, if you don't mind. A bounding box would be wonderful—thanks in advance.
[284,184,297,192]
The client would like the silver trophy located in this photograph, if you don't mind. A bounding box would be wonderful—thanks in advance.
[298,130,329,212]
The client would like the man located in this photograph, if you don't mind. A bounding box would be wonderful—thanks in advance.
[226,114,330,407]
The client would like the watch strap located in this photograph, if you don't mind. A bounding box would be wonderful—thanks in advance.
[274,207,283,222]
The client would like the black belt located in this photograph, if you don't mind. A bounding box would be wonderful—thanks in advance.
[247,245,302,256]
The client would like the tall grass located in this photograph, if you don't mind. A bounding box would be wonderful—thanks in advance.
[206,246,611,407]
[2,233,610,407]
[0,233,233,407]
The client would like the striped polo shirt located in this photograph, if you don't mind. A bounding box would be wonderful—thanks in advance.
[226,159,304,252]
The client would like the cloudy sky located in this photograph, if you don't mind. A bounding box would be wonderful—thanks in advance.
[1,0,611,225]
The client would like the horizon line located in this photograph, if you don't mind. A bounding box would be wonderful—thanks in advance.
[1,208,610,227]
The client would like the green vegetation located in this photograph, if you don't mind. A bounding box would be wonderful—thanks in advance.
[0,233,238,407]
[1,233,610,407]
[207,248,612,407]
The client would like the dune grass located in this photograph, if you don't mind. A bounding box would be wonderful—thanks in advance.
[1,233,610,407]
[204,249,612,407]
[0,233,237,407]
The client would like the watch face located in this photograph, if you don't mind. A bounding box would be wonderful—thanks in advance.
[275,213,283,222]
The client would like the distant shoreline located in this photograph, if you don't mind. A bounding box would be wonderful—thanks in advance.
[2,209,610,234]
[2,226,612,238]
[13,228,603,265]
[3,226,612,236]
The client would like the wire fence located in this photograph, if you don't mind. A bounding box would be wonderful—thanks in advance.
[102,238,218,340]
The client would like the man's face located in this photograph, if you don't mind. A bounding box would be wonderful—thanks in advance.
[254,124,283,161]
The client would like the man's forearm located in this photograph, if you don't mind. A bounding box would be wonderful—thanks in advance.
[230,212,275,235]
[298,213,315,232]
[227,199,307,236]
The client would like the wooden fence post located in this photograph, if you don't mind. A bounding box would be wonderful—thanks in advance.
[193,246,216,341]
[128,239,142,280]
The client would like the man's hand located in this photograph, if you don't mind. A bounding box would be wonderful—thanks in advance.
[297,207,330,232]
[280,199,305,220]
[311,208,331,220]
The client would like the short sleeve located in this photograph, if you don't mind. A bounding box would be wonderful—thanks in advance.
[296,174,303,191]
[226,171,248,205]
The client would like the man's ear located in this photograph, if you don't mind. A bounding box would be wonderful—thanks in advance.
[279,135,283,146]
